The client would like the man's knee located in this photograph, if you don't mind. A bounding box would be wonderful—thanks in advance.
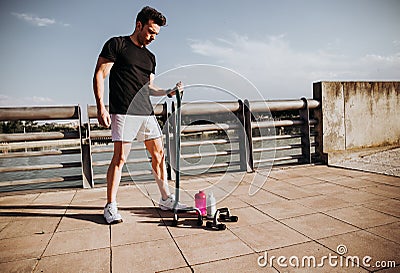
[152,148,165,165]
[111,154,127,169]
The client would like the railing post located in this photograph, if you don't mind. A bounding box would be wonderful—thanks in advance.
[168,101,177,180]
[79,106,94,188]
[162,102,173,180]
[244,100,254,172]
[237,100,253,172]
[299,97,311,164]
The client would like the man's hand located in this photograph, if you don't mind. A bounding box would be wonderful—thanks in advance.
[167,81,184,97]
[97,106,111,128]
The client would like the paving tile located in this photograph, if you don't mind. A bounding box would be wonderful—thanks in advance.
[331,189,386,205]
[266,241,369,273]
[259,179,292,191]
[192,253,278,272]
[237,188,286,205]
[0,216,61,239]
[362,198,400,217]
[366,221,400,244]
[70,188,106,207]
[0,258,38,273]
[329,177,381,189]
[0,193,39,205]
[214,195,250,209]
[294,195,354,212]
[264,184,319,200]
[0,221,8,231]
[324,167,365,178]
[301,182,348,195]
[373,266,400,273]
[34,248,109,273]
[174,231,253,265]
[116,185,156,207]
[281,213,359,240]
[360,184,400,199]
[306,172,351,182]
[255,200,316,220]
[325,206,399,229]
[359,173,400,186]
[71,187,106,203]
[230,220,310,252]
[319,230,400,271]
[269,169,304,180]
[32,190,76,205]
[112,238,187,273]
[56,209,107,232]
[227,206,274,228]
[111,214,171,246]
[0,233,52,262]
[44,226,109,256]
[159,267,193,273]
[20,203,68,216]
[284,176,326,186]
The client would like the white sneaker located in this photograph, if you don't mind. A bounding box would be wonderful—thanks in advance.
[159,194,188,211]
[104,202,123,224]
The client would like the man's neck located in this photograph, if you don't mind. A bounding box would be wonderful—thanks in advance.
[129,34,143,48]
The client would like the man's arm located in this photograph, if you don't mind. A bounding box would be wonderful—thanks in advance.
[93,57,114,127]
[148,73,183,97]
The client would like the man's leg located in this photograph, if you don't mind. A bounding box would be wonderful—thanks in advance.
[144,137,170,200]
[107,141,132,203]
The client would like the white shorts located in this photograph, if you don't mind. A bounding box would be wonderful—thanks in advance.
[111,114,162,142]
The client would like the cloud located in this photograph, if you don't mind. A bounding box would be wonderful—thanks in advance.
[189,34,400,99]
[0,95,54,106]
[11,12,69,27]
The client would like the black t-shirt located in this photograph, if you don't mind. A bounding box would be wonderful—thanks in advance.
[99,36,156,115]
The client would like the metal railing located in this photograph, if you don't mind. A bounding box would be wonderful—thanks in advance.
[0,106,85,190]
[0,98,320,191]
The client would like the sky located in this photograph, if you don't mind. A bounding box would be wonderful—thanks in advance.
[0,0,399,112]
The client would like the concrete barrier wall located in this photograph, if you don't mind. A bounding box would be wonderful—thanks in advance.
[313,81,400,163]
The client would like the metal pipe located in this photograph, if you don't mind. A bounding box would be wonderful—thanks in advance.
[0,162,81,173]
[180,101,240,115]
[86,104,164,119]
[0,106,80,121]
[0,131,80,142]
[249,99,319,112]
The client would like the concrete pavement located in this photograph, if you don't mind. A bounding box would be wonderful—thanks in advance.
[0,165,399,272]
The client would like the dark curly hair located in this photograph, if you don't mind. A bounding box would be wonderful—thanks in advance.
[136,6,166,26]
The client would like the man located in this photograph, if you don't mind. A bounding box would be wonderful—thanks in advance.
[93,6,186,224]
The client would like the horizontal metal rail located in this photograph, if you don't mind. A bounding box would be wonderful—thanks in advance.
[181,123,238,133]
[0,106,80,121]
[0,162,81,173]
[252,118,317,129]
[180,101,240,115]
[1,175,83,187]
[181,138,239,147]
[0,140,80,151]
[0,148,81,159]
[179,161,241,172]
[93,170,152,180]
[0,131,80,142]
[86,104,164,118]
[181,149,239,159]
[249,99,319,112]
[254,154,304,164]
[92,157,151,167]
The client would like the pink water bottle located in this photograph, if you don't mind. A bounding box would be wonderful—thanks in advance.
[195,190,207,216]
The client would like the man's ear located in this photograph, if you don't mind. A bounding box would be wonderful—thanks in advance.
[136,21,142,31]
